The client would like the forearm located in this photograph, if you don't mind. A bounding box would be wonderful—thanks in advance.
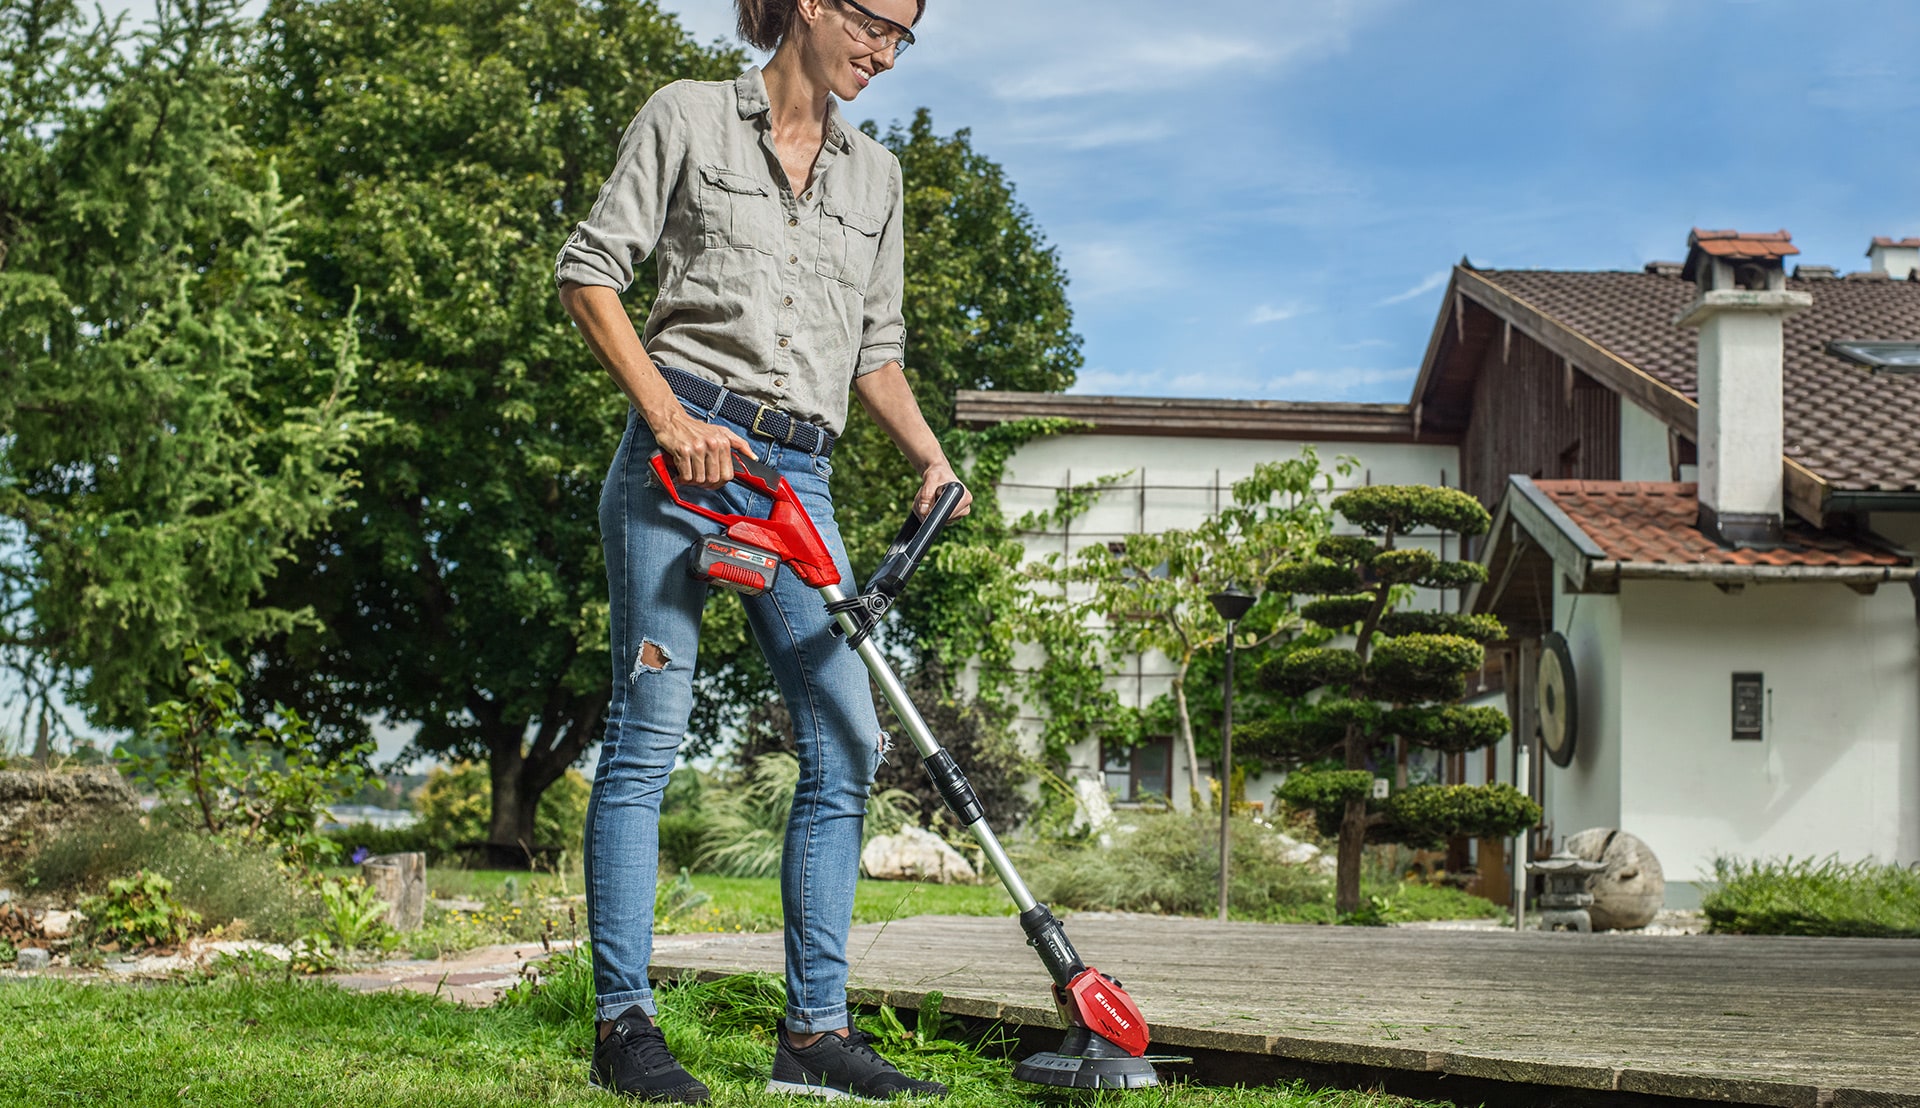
[854,363,948,473]
[557,282,681,431]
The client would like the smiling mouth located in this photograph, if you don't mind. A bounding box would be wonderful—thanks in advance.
[852,65,871,88]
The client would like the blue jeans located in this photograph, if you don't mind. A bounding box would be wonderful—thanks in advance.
[585,401,883,1033]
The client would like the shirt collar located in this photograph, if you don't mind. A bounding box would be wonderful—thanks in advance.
[735,66,854,153]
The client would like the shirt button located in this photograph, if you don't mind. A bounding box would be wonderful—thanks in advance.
[783,296,793,306]
[789,218,799,227]
[778,338,790,348]
[774,378,787,388]
[803,192,813,201]
[788,254,798,264]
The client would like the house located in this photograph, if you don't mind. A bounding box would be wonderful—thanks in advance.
[958,229,1920,908]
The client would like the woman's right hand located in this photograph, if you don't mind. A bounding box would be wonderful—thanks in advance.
[651,410,758,489]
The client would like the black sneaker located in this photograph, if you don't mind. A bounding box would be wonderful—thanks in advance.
[768,1028,949,1100]
[590,1008,711,1103]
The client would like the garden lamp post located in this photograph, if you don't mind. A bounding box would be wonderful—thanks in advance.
[1209,585,1256,923]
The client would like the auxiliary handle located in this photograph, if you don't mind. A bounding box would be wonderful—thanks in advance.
[868,481,967,600]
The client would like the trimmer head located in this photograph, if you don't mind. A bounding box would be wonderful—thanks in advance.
[1013,969,1161,1089]
[1015,1028,1161,1089]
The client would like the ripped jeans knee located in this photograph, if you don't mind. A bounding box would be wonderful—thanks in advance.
[630,639,671,680]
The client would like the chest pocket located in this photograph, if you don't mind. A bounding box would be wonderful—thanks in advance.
[816,192,885,290]
[697,165,775,253]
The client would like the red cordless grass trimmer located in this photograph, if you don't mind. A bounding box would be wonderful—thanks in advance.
[649,447,1161,1090]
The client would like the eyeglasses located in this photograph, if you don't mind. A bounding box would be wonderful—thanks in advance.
[836,0,914,57]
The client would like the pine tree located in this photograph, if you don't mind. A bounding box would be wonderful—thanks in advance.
[0,0,373,728]
[1241,486,1540,914]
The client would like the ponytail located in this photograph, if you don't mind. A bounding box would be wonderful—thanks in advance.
[735,0,927,52]
[736,0,797,51]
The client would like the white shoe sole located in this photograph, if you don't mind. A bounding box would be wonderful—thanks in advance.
[765,1079,856,1099]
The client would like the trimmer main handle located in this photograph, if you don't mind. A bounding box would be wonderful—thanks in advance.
[647,449,841,588]
[868,481,966,600]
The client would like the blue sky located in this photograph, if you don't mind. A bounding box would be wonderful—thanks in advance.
[659,0,1920,403]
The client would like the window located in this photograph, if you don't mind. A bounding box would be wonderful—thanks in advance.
[1829,341,1920,375]
[1103,737,1173,804]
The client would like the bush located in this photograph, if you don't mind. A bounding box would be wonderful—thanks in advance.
[1275,769,1373,812]
[1377,611,1506,642]
[18,814,317,940]
[82,871,201,948]
[321,823,435,862]
[1299,596,1373,629]
[1370,548,1436,584]
[1258,648,1363,697]
[1019,811,1327,918]
[1383,783,1540,845]
[1382,705,1510,753]
[695,755,797,879]
[1703,856,1920,939]
[414,763,591,860]
[1333,485,1492,537]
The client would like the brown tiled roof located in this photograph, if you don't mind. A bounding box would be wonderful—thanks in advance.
[1870,237,1920,249]
[1534,481,1907,568]
[1474,268,1920,493]
[1689,228,1800,260]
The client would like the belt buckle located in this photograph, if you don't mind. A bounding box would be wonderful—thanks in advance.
[752,405,797,446]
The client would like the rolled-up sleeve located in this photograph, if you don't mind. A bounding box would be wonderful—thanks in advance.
[554,90,685,292]
[855,160,907,377]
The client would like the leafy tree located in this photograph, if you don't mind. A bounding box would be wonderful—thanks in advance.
[995,451,1344,805]
[120,648,372,866]
[1241,485,1540,914]
[0,0,374,730]
[240,0,740,860]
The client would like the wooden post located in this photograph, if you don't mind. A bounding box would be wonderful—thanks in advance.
[362,852,427,932]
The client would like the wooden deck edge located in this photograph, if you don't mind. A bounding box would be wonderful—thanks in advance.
[649,962,1910,1107]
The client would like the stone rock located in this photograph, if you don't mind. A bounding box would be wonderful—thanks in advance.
[1565,828,1665,931]
[362,852,427,932]
[38,910,81,939]
[861,826,977,884]
[15,947,50,972]
[1069,777,1116,847]
[0,767,139,844]
[0,888,12,906]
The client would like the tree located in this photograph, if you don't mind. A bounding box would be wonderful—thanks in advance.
[1241,485,1541,914]
[999,452,1344,805]
[239,0,741,861]
[0,0,373,730]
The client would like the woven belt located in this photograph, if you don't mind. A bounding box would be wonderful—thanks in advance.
[658,366,837,458]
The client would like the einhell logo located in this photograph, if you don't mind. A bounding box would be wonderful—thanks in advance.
[1091,991,1132,1031]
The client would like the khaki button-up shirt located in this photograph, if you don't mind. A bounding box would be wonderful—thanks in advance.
[555,67,906,436]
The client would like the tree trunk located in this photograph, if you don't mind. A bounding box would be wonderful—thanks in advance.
[1172,671,1208,812]
[1336,795,1368,915]
[32,706,50,768]
[486,745,542,869]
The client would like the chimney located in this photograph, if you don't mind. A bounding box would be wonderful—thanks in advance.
[1674,229,1813,547]
[1866,236,1920,280]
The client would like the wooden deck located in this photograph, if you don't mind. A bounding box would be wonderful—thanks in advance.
[648,914,1920,1107]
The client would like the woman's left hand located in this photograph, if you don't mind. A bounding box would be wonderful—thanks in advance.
[915,461,972,521]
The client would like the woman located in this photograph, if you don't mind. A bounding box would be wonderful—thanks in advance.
[555,0,966,1101]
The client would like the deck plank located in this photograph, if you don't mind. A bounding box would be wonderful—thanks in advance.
[648,915,1920,1104]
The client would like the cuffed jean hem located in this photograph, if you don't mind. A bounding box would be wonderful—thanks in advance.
[785,1003,850,1034]
[596,989,658,1023]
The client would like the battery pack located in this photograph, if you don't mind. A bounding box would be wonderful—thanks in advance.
[690,536,780,596]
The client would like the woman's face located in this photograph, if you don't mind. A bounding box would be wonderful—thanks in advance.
[797,0,918,101]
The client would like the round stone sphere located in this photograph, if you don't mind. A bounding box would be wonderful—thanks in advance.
[1564,828,1665,930]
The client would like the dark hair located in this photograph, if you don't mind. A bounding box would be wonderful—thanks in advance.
[736,0,926,52]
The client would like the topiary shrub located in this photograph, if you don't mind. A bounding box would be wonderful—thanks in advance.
[1238,484,1532,915]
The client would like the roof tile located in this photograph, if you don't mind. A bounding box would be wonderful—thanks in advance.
[1533,481,1908,568]
[1475,268,1920,492]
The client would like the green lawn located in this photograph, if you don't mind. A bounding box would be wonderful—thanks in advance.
[0,965,1451,1108]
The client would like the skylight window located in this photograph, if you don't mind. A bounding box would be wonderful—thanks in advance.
[1828,341,1920,374]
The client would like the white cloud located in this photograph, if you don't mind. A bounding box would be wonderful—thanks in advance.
[1259,366,1417,398]
[1377,270,1450,306]
[1247,303,1308,325]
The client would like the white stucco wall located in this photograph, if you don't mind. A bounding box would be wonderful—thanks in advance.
[1618,400,1675,483]
[1540,583,1624,840]
[1614,580,1920,883]
[993,431,1462,810]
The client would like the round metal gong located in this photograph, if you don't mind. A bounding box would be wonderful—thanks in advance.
[1538,631,1578,768]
